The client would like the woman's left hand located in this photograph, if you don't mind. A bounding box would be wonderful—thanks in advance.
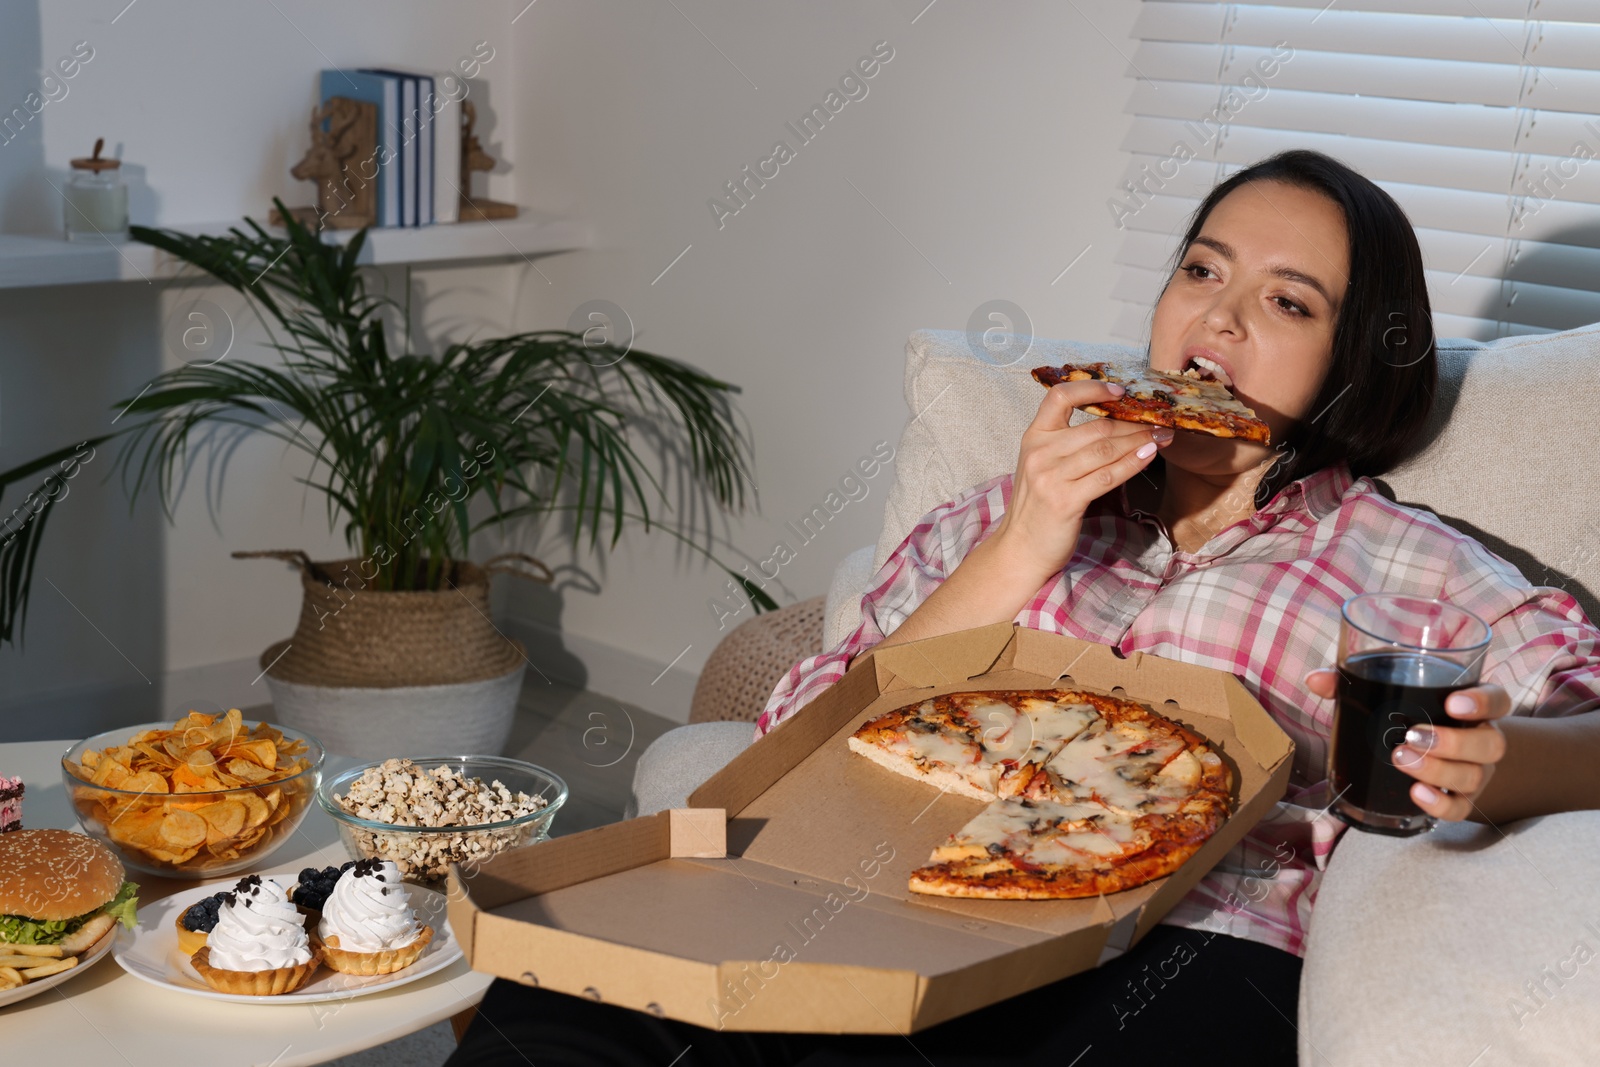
[1303,670,1512,821]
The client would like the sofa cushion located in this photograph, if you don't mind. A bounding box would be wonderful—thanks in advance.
[1299,810,1600,1066]
[627,721,755,818]
[824,545,875,650]
[875,326,1600,621]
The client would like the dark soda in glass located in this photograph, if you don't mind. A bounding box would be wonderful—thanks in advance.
[1330,651,1470,835]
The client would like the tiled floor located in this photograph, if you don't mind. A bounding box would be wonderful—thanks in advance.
[322,679,678,1067]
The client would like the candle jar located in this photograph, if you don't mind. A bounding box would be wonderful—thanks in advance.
[64,139,128,242]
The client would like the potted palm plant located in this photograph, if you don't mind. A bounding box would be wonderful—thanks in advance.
[0,204,772,755]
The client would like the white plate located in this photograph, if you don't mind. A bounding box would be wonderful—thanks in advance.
[0,923,117,1008]
[113,872,461,1004]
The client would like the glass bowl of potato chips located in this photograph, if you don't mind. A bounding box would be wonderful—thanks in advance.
[61,710,324,878]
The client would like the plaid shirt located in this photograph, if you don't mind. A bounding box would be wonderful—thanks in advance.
[755,461,1600,957]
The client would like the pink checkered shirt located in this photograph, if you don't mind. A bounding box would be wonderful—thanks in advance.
[754,461,1600,957]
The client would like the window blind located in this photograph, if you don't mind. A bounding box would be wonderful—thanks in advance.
[1111,0,1600,342]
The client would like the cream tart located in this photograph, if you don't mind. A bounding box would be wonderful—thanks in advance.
[316,858,432,975]
[188,875,320,995]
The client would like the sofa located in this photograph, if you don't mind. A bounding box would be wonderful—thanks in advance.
[631,325,1600,1065]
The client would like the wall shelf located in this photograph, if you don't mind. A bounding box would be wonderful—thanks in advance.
[0,209,590,289]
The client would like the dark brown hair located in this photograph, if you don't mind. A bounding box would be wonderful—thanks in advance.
[1158,149,1437,507]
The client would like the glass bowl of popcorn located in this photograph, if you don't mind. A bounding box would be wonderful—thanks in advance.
[317,756,567,886]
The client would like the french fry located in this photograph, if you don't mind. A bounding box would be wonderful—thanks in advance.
[0,954,50,969]
[0,966,22,988]
[1,943,64,957]
[20,957,78,979]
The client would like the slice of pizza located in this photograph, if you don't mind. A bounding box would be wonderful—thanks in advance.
[907,795,1224,900]
[847,690,1100,801]
[1030,361,1271,445]
[1039,695,1232,818]
[847,697,993,801]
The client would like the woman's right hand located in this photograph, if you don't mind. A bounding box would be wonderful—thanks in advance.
[871,380,1171,653]
[991,380,1173,572]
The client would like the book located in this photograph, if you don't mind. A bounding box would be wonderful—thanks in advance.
[417,73,434,225]
[320,70,400,227]
[429,72,463,224]
[362,70,417,226]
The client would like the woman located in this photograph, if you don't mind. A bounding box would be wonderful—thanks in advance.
[449,151,1600,1065]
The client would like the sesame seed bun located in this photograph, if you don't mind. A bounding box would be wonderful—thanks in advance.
[0,828,126,922]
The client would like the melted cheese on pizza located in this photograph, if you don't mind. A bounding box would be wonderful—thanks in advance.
[1045,720,1189,814]
[979,699,1098,787]
[1123,369,1259,420]
[932,797,1147,870]
[876,721,997,791]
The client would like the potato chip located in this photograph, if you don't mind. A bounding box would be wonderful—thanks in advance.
[171,764,217,792]
[225,758,273,783]
[145,844,201,865]
[211,708,244,745]
[91,761,128,788]
[194,799,247,841]
[236,792,270,829]
[120,771,170,794]
[133,742,178,768]
[109,808,166,849]
[228,738,278,769]
[159,809,208,849]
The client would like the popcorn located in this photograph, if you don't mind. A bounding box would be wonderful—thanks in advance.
[331,759,549,883]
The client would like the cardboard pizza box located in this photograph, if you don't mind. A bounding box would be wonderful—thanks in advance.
[448,622,1294,1033]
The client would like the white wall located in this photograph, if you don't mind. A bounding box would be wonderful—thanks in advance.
[0,0,1140,740]
[0,0,525,740]
[494,0,1142,716]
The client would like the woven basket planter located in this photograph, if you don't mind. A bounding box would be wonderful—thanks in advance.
[240,550,550,758]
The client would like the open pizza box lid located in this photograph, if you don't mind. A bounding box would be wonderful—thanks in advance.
[449,622,1294,1033]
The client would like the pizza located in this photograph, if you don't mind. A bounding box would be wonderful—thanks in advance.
[847,689,1232,899]
[1030,362,1271,444]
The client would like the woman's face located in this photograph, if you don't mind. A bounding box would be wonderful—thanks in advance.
[1148,179,1348,478]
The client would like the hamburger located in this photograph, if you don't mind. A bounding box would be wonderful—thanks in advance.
[0,829,139,953]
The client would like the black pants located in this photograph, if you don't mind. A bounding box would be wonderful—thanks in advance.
[446,924,1302,1066]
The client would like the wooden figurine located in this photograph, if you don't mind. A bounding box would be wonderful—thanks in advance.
[459,100,518,221]
[274,96,379,230]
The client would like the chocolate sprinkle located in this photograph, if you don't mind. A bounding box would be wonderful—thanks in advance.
[351,857,384,879]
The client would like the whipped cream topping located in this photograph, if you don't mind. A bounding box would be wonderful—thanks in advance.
[317,859,423,953]
[203,875,313,971]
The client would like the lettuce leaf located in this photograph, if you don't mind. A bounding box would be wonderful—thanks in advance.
[103,881,139,929]
[0,880,140,944]
[0,913,69,944]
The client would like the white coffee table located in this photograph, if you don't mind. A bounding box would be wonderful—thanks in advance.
[0,739,492,1066]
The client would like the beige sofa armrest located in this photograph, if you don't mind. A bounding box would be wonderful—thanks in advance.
[626,721,756,818]
[1300,809,1600,1066]
[823,544,876,651]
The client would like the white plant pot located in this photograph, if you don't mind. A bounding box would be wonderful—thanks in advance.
[263,661,526,758]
